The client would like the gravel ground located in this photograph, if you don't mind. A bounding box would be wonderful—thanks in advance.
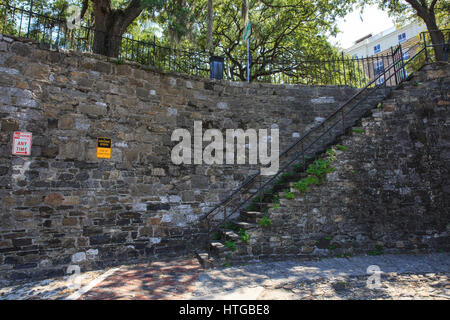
[186,253,450,300]
[0,253,448,300]
[255,273,449,300]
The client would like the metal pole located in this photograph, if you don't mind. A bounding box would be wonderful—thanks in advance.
[390,47,398,85]
[207,219,211,259]
[342,52,347,86]
[247,37,250,83]
[258,173,262,212]
[27,0,34,37]
[423,33,429,63]
[398,44,406,81]
[302,142,305,165]
[223,206,226,226]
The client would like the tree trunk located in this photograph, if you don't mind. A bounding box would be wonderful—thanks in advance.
[405,0,446,61]
[417,9,446,61]
[91,0,143,58]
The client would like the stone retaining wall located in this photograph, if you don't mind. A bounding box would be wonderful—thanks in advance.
[240,63,450,260]
[0,34,361,282]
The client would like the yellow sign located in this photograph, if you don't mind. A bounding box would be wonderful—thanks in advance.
[97,137,112,159]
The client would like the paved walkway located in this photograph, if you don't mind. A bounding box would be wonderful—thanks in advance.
[185,253,450,300]
[1,253,449,300]
[78,258,203,300]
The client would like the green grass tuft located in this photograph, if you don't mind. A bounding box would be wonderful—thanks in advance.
[284,191,295,199]
[239,229,251,244]
[258,215,272,227]
[336,144,349,151]
[224,240,237,251]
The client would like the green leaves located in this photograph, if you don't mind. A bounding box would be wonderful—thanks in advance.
[224,240,237,251]
[306,158,335,179]
[293,158,335,193]
[239,229,251,244]
[258,215,272,227]
[284,191,295,199]
[293,175,320,193]
[140,0,166,9]
[336,144,349,151]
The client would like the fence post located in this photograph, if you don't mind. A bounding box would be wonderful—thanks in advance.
[423,33,429,63]
[301,142,305,165]
[390,46,398,85]
[207,218,211,259]
[399,44,406,80]
[223,206,226,227]
[341,52,347,86]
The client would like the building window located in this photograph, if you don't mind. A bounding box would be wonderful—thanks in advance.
[374,44,381,54]
[403,50,409,61]
[374,60,384,75]
[398,32,406,43]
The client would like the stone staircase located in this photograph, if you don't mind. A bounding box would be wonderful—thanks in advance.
[195,93,390,268]
[196,62,450,268]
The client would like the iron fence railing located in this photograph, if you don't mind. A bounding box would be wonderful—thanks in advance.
[0,3,212,78]
[238,53,397,86]
[0,3,434,87]
[420,29,450,62]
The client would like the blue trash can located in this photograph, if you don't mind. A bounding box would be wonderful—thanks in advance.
[210,56,224,80]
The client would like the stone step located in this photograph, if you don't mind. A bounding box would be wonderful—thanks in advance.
[195,252,215,269]
[223,230,240,241]
[210,241,228,253]
[272,183,293,193]
[196,251,229,268]
[240,211,265,223]
[233,221,259,230]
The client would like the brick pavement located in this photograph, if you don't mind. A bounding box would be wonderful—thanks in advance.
[78,258,203,300]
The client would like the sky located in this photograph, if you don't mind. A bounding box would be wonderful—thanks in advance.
[331,4,396,50]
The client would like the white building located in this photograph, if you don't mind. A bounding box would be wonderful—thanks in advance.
[344,21,426,58]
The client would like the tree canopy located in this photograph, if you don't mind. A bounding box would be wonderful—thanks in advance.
[360,0,449,61]
[4,0,363,81]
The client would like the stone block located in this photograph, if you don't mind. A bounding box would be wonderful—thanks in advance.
[59,116,74,129]
[59,141,84,160]
[44,193,64,206]
[71,252,86,263]
[62,217,78,226]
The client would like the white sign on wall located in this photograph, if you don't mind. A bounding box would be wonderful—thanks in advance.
[12,131,32,156]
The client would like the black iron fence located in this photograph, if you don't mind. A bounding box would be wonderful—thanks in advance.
[0,3,212,78]
[246,53,399,86]
[421,29,450,62]
[1,3,446,87]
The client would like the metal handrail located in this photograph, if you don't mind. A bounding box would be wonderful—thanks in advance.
[420,29,450,62]
[200,41,431,233]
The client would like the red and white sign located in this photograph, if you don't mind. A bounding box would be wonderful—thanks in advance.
[12,131,32,156]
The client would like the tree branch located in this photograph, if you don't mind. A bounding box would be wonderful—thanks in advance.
[122,0,144,28]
